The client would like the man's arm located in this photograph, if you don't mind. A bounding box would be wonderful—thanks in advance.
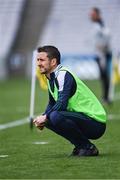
[44,91,56,114]
[45,71,76,118]
[33,71,76,130]
[33,90,56,130]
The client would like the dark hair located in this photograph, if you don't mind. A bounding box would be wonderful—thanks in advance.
[37,45,61,65]
[92,7,101,15]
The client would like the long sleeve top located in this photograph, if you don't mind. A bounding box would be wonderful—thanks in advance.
[44,65,76,118]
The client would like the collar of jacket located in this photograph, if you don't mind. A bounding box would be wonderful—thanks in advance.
[50,64,63,80]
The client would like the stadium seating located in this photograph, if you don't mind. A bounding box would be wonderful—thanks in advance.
[0,0,26,79]
[40,0,120,54]
[39,0,120,79]
[1,0,120,79]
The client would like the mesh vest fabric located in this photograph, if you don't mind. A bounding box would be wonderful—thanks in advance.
[47,67,106,123]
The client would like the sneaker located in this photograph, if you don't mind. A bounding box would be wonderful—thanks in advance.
[71,144,99,157]
[71,146,81,156]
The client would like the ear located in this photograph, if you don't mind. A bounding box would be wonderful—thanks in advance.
[51,58,57,66]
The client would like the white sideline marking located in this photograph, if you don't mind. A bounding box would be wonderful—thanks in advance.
[0,155,8,158]
[108,114,120,120]
[0,114,120,132]
[33,141,49,145]
[0,117,28,131]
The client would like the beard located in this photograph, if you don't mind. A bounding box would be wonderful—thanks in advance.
[39,66,50,75]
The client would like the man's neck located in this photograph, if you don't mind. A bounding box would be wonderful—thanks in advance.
[46,65,58,79]
[46,64,62,79]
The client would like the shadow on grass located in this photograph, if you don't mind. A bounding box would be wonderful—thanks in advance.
[42,151,120,159]
[99,152,120,158]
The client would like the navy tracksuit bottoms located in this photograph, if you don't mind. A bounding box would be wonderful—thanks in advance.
[46,111,106,148]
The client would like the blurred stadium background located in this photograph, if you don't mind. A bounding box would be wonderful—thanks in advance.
[1,0,120,80]
[0,0,120,179]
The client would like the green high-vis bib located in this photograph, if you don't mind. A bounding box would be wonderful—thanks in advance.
[47,67,106,123]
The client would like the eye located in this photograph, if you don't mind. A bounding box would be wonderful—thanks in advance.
[37,58,45,62]
[40,59,45,62]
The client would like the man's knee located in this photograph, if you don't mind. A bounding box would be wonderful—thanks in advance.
[48,111,63,127]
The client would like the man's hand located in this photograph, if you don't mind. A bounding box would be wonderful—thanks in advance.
[33,115,47,130]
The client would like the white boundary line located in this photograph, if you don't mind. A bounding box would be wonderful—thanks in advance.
[0,114,120,131]
[0,117,28,131]
[0,155,8,158]
[108,114,120,120]
[0,91,120,131]
[33,141,49,145]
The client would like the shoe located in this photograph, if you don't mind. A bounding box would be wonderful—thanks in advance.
[71,144,99,157]
[71,146,81,156]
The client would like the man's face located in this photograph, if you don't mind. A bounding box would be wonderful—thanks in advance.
[90,10,98,22]
[37,52,54,74]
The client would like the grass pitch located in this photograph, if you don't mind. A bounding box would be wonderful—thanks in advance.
[0,78,120,179]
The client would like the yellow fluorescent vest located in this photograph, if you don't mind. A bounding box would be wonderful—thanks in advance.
[47,67,107,123]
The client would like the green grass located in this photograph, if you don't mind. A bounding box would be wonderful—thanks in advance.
[0,78,48,123]
[0,78,120,179]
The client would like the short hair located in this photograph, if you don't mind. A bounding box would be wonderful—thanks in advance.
[92,7,101,15]
[37,45,61,65]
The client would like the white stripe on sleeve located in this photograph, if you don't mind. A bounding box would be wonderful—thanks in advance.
[57,71,66,91]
